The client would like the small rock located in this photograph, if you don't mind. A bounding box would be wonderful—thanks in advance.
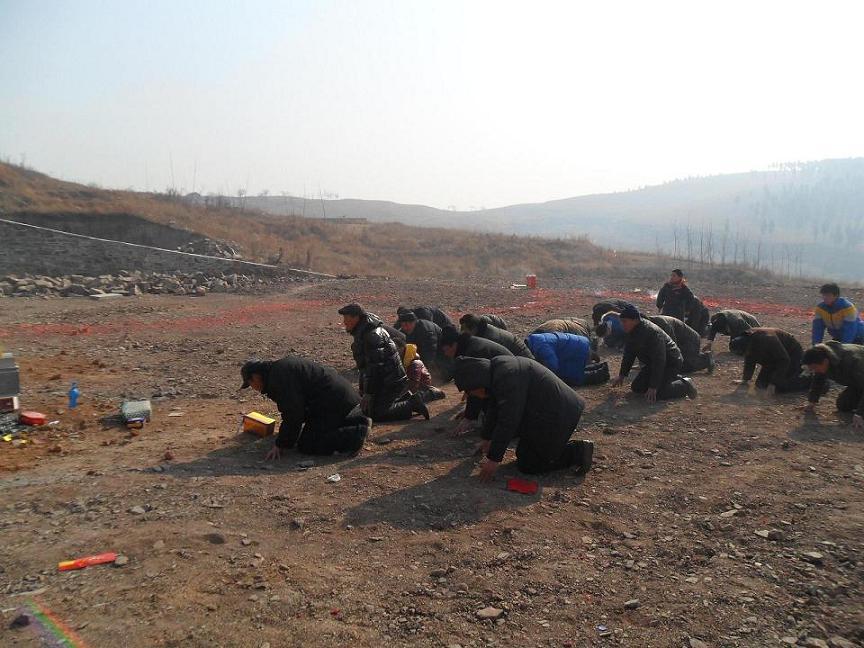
[802,551,824,564]
[129,506,146,515]
[476,606,504,620]
[10,614,30,629]
[290,518,305,530]
[719,509,739,518]
[689,639,709,648]
[803,639,829,648]
[828,637,857,648]
[163,450,175,461]
[205,533,226,545]
[241,538,252,546]
[153,540,165,550]
[375,437,393,445]
[623,599,640,610]
[114,555,129,567]
[581,536,593,544]
[780,637,798,646]
[297,460,315,469]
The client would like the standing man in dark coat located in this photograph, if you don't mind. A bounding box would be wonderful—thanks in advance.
[592,298,632,326]
[729,328,810,394]
[240,357,369,460]
[703,309,761,354]
[397,311,444,376]
[453,356,593,479]
[612,305,697,403]
[460,314,534,359]
[646,315,714,373]
[802,342,864,430]
[396,305,455,331]
[656,269,695,320]
[339,303,428,421]
[441,327,513,433]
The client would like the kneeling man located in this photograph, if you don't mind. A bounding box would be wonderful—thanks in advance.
[240,357,371,460]
[453,356,593,480]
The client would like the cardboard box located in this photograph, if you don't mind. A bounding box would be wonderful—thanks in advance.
[242,411,276,437]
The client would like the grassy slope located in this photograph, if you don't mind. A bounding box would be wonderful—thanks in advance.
[0,163,621,279]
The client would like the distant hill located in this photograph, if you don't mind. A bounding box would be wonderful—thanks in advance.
[0,162,616,280]
[235,158,864,281]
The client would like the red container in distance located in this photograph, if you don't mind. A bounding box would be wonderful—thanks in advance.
[526,274,537,289]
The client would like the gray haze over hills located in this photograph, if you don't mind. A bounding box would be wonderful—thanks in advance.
[201,158,864,281]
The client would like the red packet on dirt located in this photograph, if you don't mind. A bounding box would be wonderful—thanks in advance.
[507,477,538,495]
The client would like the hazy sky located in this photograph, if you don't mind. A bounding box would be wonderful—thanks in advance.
[2,0,863,208]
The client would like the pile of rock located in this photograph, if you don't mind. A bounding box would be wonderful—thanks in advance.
[0,270,279,298]
[176,238,241,259]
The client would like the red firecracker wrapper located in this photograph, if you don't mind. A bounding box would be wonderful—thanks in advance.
[507,477,538,495]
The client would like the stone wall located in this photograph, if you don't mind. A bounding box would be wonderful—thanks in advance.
[0,218,329,278]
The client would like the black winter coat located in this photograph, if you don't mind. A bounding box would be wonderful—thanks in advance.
[476,320,534,359]
[646,315,701,361]
[531,318,592,337]
[457,356,585,463]
[808,341,864,415]
[708,310,760,341]
[481,314,508,331]
[742,328,802,386]
[686,299,710,337]
[261,357,361,449]
[406,318,442,365]
[620,319,683,389]
[656,282,695,320]
[350,314,407,397]
[412,306,455,330]
[455,334,514,420]
[592,299,632,325]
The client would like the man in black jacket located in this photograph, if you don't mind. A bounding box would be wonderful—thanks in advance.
[441,327,513,432]
[453,356,593,480]
[802,342,864,430]
[396,305,455,331]
[240,357,370,460]
[339,303,428,421]
[703,309,761,354]
[592,298,632,326]
[398,310,444,376]
[646,315,714,373]
[612,305,697,403]
[686,298,711,337]
[656,269,696,320]
[729,328,810,394]
[460,314,535,359]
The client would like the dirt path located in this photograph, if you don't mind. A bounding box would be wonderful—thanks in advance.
[1,279,861,647]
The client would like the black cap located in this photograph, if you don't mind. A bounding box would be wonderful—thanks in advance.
[619,304,640,320]
[338,303,365,317]
[397,311,418,323]
[672,269,684,277]
[440,326,460,346]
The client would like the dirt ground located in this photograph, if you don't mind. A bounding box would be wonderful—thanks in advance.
[0,278,862,648]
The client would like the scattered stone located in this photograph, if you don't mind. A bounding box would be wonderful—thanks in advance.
[153,540,165,550]
[803,639,829,648]
[205,533,227,545]
[719,509,739,518]
[689,639,709,648]
[476,606,504,620]
[828,637,857,648]
[297,460,315,469]
[801,551,824,565]
[10,614,30,629]
[290,518,305,531]
[114,555,129,567]
[128,506,146,515]
[623,599,640,610]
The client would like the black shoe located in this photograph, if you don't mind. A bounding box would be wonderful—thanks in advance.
[707,353,715,374]
[410,392,430,420]
[577,440,594,473]
[682,377,698,399]
[423,386,446,402]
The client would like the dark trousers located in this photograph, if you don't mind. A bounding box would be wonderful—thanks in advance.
[369,386,414,422]
[682,351,712,373]
[568,361,610,387]
[515,414,584,474]
[631,363,689,400]
[755,361,811,394]
[296,406,370,455]
[837,385,864,413]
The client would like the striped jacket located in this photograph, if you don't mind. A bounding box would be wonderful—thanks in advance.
[812,297,864,345]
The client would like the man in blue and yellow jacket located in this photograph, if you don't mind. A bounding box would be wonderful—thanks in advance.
[812,283,864,346]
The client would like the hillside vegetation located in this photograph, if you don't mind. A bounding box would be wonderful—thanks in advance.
[0,163,615,279]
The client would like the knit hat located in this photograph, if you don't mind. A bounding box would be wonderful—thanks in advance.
[619,304,640,320]
[338,303,365,317]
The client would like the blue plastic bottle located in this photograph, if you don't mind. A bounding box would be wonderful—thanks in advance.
[68,382,80,409]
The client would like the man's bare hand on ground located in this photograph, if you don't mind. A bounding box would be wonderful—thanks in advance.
[852,414,864,430]
[265,445,282,461]
[611,376,625,388]
[478,458,500,482]
[645,388,657,404]
[453,418,475,436]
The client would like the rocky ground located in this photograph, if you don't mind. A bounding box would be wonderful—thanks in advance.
[0,277,861,648]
